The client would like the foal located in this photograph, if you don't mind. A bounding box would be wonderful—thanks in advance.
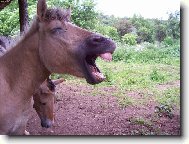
[33,78,64,128]
[0,0,116,135]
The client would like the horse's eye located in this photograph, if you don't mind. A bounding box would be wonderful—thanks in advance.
[40,101,46,105]
[51,27,65,34]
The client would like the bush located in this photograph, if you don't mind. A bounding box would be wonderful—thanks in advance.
[150,69,165,82]
[122,33,137,45]
[113,43,180,65]
[163,36,174,46]
[95,23,120,41]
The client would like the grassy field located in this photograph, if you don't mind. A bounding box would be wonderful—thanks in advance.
[52,42,180,109]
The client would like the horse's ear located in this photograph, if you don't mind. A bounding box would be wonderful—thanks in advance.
[37,0,47,21]
[53,78,64,85]
[65,7,71,22]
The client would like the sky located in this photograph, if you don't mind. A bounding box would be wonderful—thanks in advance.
[95,0,180,20]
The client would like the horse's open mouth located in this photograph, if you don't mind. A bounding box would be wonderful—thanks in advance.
[85,52,112,84]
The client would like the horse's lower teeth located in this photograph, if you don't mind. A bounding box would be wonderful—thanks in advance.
[92,72,105,80]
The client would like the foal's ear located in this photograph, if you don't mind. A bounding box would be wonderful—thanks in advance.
[37,0,47,21]
[53,78,64,85]
[65,7,71,22]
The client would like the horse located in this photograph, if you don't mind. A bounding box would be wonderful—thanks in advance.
[0,36,64,133]
[0,0,116,135]
[33,78,64,128]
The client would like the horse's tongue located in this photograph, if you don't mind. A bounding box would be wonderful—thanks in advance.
[99,53,112,61]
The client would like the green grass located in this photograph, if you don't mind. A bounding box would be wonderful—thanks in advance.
[153,87,180,108]
[52,43,180,108]
[113,43,180,66]
[96,60,179,90]
[129,117,152,127]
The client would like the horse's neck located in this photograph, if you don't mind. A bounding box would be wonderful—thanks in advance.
[0,31,49,100]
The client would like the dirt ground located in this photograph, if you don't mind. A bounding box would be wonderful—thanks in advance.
[26,81,180,135]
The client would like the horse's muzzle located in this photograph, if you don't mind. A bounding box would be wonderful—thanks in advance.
[41,118,53,128]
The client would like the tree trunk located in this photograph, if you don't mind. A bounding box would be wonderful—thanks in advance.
[18,0,29,33]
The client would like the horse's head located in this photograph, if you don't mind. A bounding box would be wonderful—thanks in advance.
[37,0,116,85]
[33,78,64,128]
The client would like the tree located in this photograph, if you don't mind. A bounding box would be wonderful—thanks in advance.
[94,22,120,41]
[166,11,180,39]
[122,33,137,45]
[18,0,29,33]
[130,15,154,43]
[0,0,20,36]
[115,18,133,37]
[154,19,166,43]
[50,0,98,30]
[0,0,98,36]
[0,0,14,10]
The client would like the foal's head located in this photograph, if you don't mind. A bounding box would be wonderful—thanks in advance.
[37,0,116,85]
[33,78,64,128]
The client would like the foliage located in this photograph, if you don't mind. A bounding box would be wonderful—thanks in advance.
[154,87,180,109]
[122,33,137,45]
[114,18,134,36]
[0,0,97,35]
[163,36,174,46]
[130,15,154,43]
[0,0,180,45]
[113,42,180,65]
[150,69,165,83]
[166,11,180,39]
[154,19,167,43]
[94,22,120,41]
[0,0,19,35]
[97,13,118,27]
[49,0,97,30]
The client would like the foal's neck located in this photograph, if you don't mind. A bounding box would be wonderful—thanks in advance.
[1,30,49,100]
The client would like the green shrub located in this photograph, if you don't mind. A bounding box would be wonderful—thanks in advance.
[94,23,120,41]
[150,69,165,82]
[163,36,174,46]
[122,33,137,45]
[113,43,180,65]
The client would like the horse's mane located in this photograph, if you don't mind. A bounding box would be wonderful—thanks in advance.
[44,8,70,22]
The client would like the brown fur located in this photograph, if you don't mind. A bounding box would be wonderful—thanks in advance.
[33,78,64,128]
[0,36,58,130]
[0,37,60,133]
[0,0,116,135]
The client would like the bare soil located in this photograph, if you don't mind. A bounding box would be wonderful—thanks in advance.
[26,81,180,135]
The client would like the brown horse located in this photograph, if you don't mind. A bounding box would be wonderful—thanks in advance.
[0,36,63,130]
[33,78,64,128]
[0,0,116,135]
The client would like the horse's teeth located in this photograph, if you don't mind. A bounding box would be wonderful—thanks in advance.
[92,72,105,79]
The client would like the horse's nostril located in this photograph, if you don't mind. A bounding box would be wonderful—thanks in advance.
[88,35,106,45]
[93,37,103,43]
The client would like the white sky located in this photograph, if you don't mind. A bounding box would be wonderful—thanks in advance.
[95,0,180,19]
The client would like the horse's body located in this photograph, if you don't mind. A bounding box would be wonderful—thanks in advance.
[0,36,62,130]
[0,33,49,134]
[0,0,116,135]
